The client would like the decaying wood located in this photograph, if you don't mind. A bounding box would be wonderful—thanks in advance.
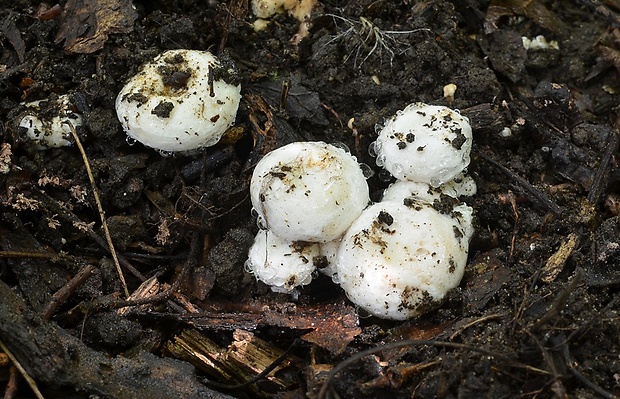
[164,328,299,398]
[55,0,138,54]
[0,280,234,399]
[540,233,580,283]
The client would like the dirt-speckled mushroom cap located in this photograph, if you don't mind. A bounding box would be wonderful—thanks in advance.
[18,94,83,150]
[115,49,241,152]
[336,199,471,320]
[245,229,319,292]
[371,103,472,187]
[250,141,370,242]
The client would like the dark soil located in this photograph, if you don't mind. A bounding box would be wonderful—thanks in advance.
[1,0,620,398]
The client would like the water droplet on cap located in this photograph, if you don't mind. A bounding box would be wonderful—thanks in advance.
[243,260,255,274]
[359,163,375,179]
[158,149,174,157]
[332,141,350,153]
[368,142,377,157]
[392,163,403,175]
[126,136,137,146]
[378,169,394,182]
[256,216,268,230]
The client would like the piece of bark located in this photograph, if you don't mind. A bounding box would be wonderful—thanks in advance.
[0,280,234,399]
[55,0,137,54]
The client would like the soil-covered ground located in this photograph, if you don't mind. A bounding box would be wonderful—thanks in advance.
[1,0,619,398]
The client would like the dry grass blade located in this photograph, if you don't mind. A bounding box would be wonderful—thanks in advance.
[66,122,129,298]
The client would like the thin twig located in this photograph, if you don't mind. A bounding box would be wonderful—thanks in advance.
[0,339,45,399]
[523,329,566,398]
[0,250,57,259]
[32,187,146,281]
[41,264,97,320]
[87,232,201,313]
[476,149,564,216]
[562,342,616,398]
[531,270,582,331]
[67,123,129,298]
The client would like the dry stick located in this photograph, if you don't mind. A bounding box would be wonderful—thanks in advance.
[476,149,564,216]
[565,292,620,343]
[0,340,44,399]
[561,342,615,399]
[0,250,56,259]
[67,124,129,298]
[88,232,201,313]
[523,329,566,398]
[531,270,583,331]
[40,264,97,320]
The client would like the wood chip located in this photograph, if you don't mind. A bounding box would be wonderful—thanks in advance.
[541,233,579,283]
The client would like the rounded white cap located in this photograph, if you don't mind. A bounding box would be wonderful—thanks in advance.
[245,229,319,292]
[115,49,241,152]
[250,142,370,242]
[336,199,470,320]
[371,103,472,186]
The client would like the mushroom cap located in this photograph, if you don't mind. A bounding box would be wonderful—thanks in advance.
[115,49,241,152]
[245,229,319,292]
[336,199,471,320]
[250,142,370,242]
[372,103,472,186]
[18,95,83,150]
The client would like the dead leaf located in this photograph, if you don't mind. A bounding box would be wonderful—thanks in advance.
[55,0,137,54]
[1,13,26,63]
[463,250,511,311]
[252,76,329,126]
[262,301,361,355]
[182,300,361,354]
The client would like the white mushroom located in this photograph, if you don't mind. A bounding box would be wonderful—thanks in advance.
[115,49,241,152]
[370,103,472,187]
[250,141,370,242]
[336,198,473,320]
[245,229,320,292]
[18,94,83,150]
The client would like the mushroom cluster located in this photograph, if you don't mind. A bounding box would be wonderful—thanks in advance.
[337,103,475,319]
[247,103,476,320]
[245,141,370,292]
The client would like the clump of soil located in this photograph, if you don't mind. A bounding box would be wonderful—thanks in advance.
[1,1,619,398]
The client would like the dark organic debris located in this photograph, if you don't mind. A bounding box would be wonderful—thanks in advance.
[55,0,137,54]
